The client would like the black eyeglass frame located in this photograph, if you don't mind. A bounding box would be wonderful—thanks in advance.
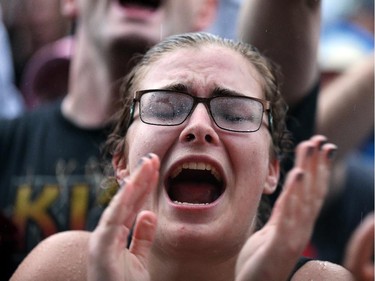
[129,89,273,133]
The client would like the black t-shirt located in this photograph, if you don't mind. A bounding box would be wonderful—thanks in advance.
[0,101,111,279]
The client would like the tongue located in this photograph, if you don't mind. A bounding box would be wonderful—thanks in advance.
[170,183,216,204]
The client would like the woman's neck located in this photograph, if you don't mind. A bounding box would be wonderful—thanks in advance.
[148,246,238,281]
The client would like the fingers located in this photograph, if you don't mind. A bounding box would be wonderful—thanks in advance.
[294,135,327,169]
[88,154,159,281]
[270,168,304,225]
[267,135,337,253]
[274,135,337,216]
[292,135,337,210]
[129,210,158,267]
[344,212,375,281]
[87,154,160,280]
[91,153,159,259]
[99,153,160,230]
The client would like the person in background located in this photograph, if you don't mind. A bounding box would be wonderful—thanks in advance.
[312,0,374,264]
[0,3,24,119]
[312,53,374,264]
[20,36,73,109]
[0,0,70,86]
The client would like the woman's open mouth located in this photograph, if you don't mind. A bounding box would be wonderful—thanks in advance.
[166,162,225,205]
[118,0,163,10]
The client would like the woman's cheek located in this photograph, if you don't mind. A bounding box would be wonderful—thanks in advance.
[127,125,179,171]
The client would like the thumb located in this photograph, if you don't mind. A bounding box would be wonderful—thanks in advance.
[129,210,157,267]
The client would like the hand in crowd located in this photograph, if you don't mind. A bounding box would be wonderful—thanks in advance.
[344,212,374,281]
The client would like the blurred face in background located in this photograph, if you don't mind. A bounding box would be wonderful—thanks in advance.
[65,0,217,52]
[2,0,70,78]
[27,0,70,48]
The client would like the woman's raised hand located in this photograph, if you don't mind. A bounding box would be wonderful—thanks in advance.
[88,154,160,281]
[236,135,337,281]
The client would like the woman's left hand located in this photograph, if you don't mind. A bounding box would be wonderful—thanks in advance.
[235,135,337,281]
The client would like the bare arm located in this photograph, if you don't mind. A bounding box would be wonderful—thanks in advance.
[237,0,321,106]
[316,54,374,161]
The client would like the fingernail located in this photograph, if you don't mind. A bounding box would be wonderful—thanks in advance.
[318,140,328,150]
[137,157,144,167]
[306,146,314,157]
[117,177,128,190]
[146,153,153,159]
[296,171,304,181]
[327,148,337,160]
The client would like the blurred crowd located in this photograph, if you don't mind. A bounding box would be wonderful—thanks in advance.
[1,0,373,117]
[0,0,373,279]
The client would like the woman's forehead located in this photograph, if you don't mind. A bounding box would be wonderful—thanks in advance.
[140,46,264,98]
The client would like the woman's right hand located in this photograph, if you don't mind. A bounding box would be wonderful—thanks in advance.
[87,154,160,281]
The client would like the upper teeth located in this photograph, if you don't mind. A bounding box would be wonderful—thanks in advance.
[171,162,221,181]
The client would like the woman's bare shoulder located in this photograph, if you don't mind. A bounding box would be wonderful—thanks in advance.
[291,260,354,281]
[10,230,91,281]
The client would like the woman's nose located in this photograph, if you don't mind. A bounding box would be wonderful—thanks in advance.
[179,104,220,144]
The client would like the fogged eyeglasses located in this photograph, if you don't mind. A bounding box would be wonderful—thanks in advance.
[130,89,271,133]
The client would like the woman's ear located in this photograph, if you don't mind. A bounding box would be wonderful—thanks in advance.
[263,157,280,194]
[112,152,129,181]
[61,0,79,19]
[193,0,218,31]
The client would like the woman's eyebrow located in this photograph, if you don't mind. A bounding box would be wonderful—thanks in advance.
[159,84,245,98]
[160,83,189,92]
[212,86,244,97]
